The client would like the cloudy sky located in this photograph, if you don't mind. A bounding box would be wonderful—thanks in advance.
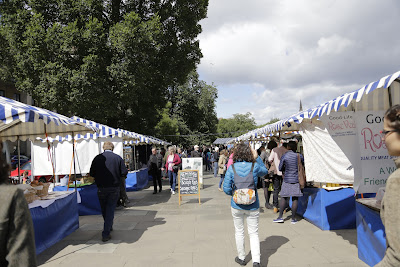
[197,0,400,125]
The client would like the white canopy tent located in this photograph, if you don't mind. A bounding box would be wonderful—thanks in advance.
[0,97,98,181]
[0,96,97,141]
[31,117,140,176]
[237,70,400,193]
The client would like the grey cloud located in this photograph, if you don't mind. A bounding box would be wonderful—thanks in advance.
[199,0,400,123]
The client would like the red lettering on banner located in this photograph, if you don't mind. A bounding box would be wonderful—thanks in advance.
[343,120,356,129]
[361,127,386,152]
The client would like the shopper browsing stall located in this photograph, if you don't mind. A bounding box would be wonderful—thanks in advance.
[375,105,400,267]
[0,141,36,267]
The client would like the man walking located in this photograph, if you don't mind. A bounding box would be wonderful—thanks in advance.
[212,147,219,177]
[90,142,128,242]
[191,145,202,158]
[148,147,163,194]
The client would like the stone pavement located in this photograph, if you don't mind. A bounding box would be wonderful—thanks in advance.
[37,171,368,267]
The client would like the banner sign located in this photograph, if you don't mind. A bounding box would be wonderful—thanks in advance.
[354,111,397,194]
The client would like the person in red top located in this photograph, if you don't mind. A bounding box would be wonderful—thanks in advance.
[162,146,181,195]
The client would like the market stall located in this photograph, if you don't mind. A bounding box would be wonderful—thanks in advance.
[53,184,101,215]
[29,191,78,254]
[125,168,149,191]
[0,96,98,254]
[235,70,400,238]
[355,199,386,266]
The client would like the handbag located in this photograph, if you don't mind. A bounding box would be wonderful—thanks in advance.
[297,153,306,189]
[172,165,179,172]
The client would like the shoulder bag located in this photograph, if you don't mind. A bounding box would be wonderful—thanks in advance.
[297,153,306,189]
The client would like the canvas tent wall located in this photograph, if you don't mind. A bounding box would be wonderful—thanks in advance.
[31,135,124,176]
[31,117,128,176]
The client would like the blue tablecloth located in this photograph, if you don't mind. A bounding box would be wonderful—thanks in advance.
[126,168,149,192]
[30,192,79,255]
[54,184,101,216]
[295,187,356,230]
[356,202,386,266]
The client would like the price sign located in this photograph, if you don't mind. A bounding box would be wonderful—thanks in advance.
[178,170,200,205]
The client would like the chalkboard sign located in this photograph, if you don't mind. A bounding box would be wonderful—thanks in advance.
[178,170,200,205]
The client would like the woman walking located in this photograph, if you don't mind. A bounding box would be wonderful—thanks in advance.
[218,149,228,191]
[376,104,400,267]
[273,141,303,224]
[223,143,268,267]
[163,146,181,195]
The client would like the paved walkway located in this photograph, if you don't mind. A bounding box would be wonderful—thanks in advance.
[37,172,367,267]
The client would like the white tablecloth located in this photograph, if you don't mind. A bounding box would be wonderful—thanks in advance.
[29,191,78,209]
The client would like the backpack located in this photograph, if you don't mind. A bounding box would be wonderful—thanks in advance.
[210,152,215,162]
[232,163,256,205]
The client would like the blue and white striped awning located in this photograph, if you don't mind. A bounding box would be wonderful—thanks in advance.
[0,96,97,141]
[38,117,137,142]
[237,70,400,141]
[121,130,171,145]
[71,116,124,139]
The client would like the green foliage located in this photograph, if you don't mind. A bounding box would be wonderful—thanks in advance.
[157,71,218,147]
[217,112,257,138]
[0,0,209,134]
[155,101,179,143]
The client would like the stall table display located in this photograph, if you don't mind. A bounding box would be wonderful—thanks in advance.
[295,187,356,230]
[126,168,149,192]
[29,191,79,255]
[53,184,101,216]
[356,199,386,266]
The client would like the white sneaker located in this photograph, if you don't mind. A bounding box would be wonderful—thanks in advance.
[172,191,175,195]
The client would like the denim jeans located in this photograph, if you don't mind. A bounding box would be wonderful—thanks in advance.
[213,162,218,177]
[168,170,177,191]
[219,174,225,188]
[97,187,120,237]
[231,207,260,264]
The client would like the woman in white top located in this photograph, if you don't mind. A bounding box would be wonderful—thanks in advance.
[268,142,288,213]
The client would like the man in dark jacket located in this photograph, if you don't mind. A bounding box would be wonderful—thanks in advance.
[191,145,202,157]
[90,142,128,242]
[148,147,163,194]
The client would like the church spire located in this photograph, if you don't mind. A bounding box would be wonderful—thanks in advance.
[299,99,303,111]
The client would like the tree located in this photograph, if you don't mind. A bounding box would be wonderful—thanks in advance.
[217,112,257,138]
[0,0,209,134]
[157,70,218,147]
[154,101,179,144]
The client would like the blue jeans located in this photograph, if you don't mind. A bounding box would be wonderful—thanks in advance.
[213,162,218,177]
[168,170,177,191]
[219,174,225,188]
[97,187,120,237]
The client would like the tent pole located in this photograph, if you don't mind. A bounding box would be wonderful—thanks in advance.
[134,145,137,170]
[17,136,21,183]
[72,132,77,192]
[388,87,393,107]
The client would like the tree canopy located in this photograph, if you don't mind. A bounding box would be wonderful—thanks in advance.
[156,71,218,147]
[217,112,257,138]
[0,0,209,134]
